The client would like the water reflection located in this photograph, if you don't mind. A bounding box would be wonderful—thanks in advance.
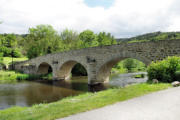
[0,72,147,110]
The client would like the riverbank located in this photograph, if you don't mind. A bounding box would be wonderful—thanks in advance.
[0,70,49,84]
[0,71,29,83]
[0,83,171,120]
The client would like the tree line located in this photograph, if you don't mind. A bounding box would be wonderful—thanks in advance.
[0,24,116,59]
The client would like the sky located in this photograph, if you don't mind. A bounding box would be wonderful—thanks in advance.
[0,0,180,38]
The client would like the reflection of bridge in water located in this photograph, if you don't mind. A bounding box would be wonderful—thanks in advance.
[14,40,180,85]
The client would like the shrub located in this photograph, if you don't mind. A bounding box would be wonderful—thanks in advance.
[16,74,29,80]
[12,49,22,58]
[147,56,180,83]
[175,71,180,81]
[0,46,11,57]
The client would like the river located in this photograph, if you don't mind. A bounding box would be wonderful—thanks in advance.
[0,72,147,110]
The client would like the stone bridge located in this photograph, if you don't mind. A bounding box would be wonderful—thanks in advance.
[14,39,180,85]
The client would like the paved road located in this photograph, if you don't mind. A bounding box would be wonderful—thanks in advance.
[58,87,180,120]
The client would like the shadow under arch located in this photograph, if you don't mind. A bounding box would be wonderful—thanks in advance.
[37,62,53,75]
[57,60,88,80]
[97,55,148,83]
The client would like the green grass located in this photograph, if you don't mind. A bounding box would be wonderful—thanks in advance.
[0,71,26,83]
[3,57,28,65]
[0,83,171,120]
[0,70,42,84]
[133,74,145,78]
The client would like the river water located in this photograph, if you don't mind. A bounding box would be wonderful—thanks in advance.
[0,72,147,110]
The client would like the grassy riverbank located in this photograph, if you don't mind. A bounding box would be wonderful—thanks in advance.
[0,71,29,83]
[0,70,52,84]
[0,83,171,120]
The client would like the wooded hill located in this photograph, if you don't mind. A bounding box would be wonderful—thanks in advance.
[116,31,180,43]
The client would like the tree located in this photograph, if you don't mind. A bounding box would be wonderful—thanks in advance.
[26,25,62,58]
[97,32,116,46]
[79,30,98,48]
[123,58,137,72]
[4,34,17,48]
[60,29,80,50]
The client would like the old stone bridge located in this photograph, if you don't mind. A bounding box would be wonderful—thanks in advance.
[14,40,180,85]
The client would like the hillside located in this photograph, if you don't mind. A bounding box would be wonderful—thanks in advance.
[116,31,180,43]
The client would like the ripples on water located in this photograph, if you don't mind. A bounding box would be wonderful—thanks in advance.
[0,72,147,110]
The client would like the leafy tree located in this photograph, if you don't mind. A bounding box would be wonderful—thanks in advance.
[97,32,116,46]
[123,58,137,72]
[26,25,62,58]
[0,34,23,57]
[79,30,98,48]
[60,29,80,50]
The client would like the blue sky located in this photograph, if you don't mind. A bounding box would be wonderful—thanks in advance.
[84,0,115,8]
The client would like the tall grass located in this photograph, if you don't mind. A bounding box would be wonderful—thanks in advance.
[0,70,42,84]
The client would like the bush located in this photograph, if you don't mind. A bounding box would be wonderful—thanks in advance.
[175,71,180,81]
[12,49,22,58]
[147,56,180,83]
[0,46,11,57]
[0,47,22,57]
[16,74,29,80]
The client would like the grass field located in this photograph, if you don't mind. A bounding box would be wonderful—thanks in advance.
[2,57,28,65]
[0,83,171,120]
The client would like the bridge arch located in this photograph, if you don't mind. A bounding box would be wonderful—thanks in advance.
[96,52,150,83]
[37,62,53,75]
[57,60,88,80]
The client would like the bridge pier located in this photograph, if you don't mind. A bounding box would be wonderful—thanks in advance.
[87,63,103,85]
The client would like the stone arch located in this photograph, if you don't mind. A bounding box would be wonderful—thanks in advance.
[96,52,150,83]
[37,62,53,75]
[57,60,88,80]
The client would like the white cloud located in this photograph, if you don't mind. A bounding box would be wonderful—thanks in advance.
[0,0,179,37]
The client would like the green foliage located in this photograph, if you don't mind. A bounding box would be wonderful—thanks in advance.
[123,58,137,72]
[0,46,11,57]
[117,31,180,43]
[0,52,3,64]
[112,58,146,73]
[12,48,22,57]
[79,30,98,48]
[147,56,180,83]
[133,74,145,78]
[0,83,171,120]
[0,71,24,83]
[26,25,62,58]
[97,32,116,46]
[71,63,87,76]
[0,34,23,57]
[24,25,117,61]
[175,71,180,81]
[0,70,47,83]
[60,29,81,50]
[2,57,28,65]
